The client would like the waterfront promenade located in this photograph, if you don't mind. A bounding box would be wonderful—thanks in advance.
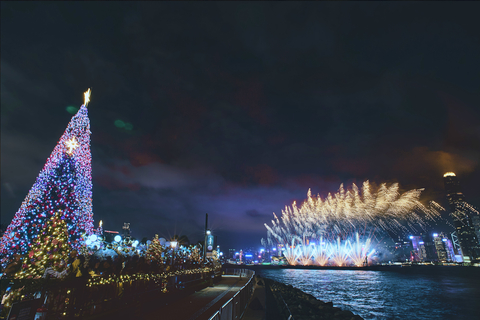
[83,271,261,320]
[141,275,251,320]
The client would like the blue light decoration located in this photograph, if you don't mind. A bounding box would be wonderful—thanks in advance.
[0,90,95,266]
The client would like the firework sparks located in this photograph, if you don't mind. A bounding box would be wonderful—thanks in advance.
[265,181,443,266]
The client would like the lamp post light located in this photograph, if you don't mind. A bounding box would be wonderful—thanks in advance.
[204,229,212,264]
[203,214,209,263]
[171,241,178,268]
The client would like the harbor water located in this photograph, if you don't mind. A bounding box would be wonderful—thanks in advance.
[258,267,480,320]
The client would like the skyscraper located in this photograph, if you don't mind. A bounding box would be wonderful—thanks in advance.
[443,172,479,262]
[472,215,480,245]
[433,233,450,262]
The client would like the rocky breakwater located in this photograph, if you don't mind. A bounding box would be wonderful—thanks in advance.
[263,277,364,320]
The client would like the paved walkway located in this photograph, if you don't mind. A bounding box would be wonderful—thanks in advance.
[140,275,250,320]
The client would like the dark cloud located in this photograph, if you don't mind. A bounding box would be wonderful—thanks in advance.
[246,209,264,219]
[2,2,480,249]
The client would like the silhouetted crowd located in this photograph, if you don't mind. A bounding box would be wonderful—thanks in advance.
[1,249,214,281]
[65,250,209,280]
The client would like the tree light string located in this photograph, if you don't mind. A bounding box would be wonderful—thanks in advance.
[0,103,94,266]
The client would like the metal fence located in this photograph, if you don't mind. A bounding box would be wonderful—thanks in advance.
[208,268,255,320]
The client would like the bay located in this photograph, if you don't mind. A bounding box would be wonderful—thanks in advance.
[258,267,480,320]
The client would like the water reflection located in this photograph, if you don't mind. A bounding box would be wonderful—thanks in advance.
[259,268,480,320]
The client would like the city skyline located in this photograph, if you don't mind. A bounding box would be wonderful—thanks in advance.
[2,2,480,249]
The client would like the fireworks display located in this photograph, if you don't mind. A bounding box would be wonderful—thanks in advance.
[265,181,442,266]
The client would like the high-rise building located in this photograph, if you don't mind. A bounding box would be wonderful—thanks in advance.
[409,235,427,262]
[443,172,480,262]
[423,236,437,262]
[433,233,449,262]
[472,215,480,245]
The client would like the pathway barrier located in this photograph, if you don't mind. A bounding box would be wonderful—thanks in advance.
[208,268,255,320]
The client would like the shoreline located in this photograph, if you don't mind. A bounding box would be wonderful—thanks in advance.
[258,275,364,320]
[225,263,480,273]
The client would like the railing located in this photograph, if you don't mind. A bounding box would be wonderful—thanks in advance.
[208,269,255,320]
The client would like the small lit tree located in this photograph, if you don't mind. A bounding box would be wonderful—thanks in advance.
[189,244,202,263]
[145,234,165,265]
[16,211,71,279]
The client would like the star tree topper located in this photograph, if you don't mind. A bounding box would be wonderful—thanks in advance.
[84,88,91,107]
[65,137,79,154]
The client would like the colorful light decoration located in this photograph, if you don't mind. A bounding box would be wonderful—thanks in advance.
[85,267,216,295]
[0,89,95,266]
[15,211,71,279]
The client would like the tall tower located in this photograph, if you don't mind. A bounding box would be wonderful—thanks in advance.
[443,172,479,262]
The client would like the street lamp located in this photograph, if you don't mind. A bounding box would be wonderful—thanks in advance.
[204,229,211,263]
[171,241,178,268]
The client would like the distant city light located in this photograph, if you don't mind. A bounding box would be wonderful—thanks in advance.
[409,236,414,240]
[433,233,438,237]
[444,172,456,177]
[442,239,448,242]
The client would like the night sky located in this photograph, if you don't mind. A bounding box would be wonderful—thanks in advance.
[2,2,480,250]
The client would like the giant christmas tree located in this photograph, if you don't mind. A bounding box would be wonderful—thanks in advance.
[0,90,94,266]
